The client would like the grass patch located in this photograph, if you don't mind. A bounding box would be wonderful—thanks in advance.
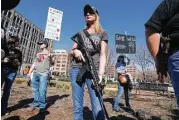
[14,78,28,84]
[105,84,118,89]
[103,90,117,97]
[56,80,71,92]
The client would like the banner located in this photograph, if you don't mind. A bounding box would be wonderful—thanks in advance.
[45,7,63,41]
[115,34,136,54]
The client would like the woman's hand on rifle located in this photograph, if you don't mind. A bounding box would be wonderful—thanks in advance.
[72,49,85,62]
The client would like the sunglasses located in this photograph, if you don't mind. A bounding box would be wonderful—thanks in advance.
[84,11,95,16]
[7,41,15,44]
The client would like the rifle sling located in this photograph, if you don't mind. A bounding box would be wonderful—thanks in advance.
[83,29,97,51]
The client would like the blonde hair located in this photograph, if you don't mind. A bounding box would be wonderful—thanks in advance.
[86,13,103,34]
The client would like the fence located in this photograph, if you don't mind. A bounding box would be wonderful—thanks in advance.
[136,82,169,91]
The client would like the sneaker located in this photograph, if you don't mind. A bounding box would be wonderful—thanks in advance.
[126,105,131,109]
[1,111,10,116]
[113,107,124,112]
[26,106,39,111]
[39,108,46,113]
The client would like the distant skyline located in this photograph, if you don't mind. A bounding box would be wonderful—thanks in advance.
[15,0,162,52]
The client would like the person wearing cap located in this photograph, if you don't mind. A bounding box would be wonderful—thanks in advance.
[113,55,133,112]
[27,40,55,113]
[1,0,21,59]
[70,4,108,120]
[1,36,22,116]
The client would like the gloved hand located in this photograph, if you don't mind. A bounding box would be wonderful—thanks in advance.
[4,57,10,63]
[98,74,105,84]
[98,74,103,84]
[73,49,85,62]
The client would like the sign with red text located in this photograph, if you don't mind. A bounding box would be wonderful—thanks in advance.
[45,7,63,41]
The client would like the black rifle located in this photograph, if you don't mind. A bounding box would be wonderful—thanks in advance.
[71,33,109,120]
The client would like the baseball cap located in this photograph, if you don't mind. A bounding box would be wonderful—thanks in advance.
[84,4,99,16]
[37,40,48,47]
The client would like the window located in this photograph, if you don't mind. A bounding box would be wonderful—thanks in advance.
[61,68,65,71]
[19,20,22,25]
[25,40,28,46]
[5,21,9,28]
[27,33,29,38]
[62,58,66,61]
[57,61,60,63]
[18,28,20,34]
[1,19,5,27]
[22,39,25,46]
[62,61,66,63]
[4,11,8,16]
[29,26,31,31]
[56,64,60,67]
[24,23,26,29]
[17,17,20,24]
[23,48,26,54]
[56,68,60,70]
[8,12,11,18]
[13,16,17,22]
[62,64,66,67]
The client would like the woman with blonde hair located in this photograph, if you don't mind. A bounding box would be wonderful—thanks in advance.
[70,4,108,120]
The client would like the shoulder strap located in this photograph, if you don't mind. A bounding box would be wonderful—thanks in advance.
[83,29,97,51]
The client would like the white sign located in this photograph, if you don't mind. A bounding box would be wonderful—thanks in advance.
[45,7,63,41]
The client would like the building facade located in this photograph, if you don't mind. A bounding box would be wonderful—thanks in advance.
[105,63,136,83]
[52,50,71,79]
[106,65,117,83]
[126,64,136,78]
[1,9,53,75]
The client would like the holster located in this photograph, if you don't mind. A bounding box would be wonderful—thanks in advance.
[156,36,170,77]
[76,62,90,83]
[76,64,87,82]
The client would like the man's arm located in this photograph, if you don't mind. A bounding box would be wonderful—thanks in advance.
[29,62,36,74]
[145,27,160,61]
[28,55,37,75]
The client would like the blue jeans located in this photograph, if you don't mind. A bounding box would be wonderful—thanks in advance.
[1,67,17,113]
[113,82,130,110]
[168,51,179,109]
[113,82,123,110]
[123,85,130,107]
[70,68,104,120]
[31,72,48,109]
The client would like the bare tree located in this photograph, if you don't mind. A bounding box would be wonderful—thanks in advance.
[134,45,155,81]
[105,48,116,76]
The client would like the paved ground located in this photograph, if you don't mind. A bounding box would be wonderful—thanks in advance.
[1,83,179,120]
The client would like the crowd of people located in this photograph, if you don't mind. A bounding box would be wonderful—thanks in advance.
[1,0,179,119]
